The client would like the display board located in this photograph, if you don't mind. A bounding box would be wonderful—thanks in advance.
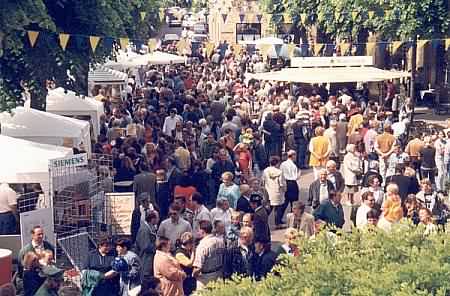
[105,192,135,235]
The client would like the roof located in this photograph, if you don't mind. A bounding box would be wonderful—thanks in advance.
[88,65,128,84]
[247,66,410,84]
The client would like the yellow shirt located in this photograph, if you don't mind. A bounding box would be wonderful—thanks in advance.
[309,136,330,167]
[382,197,403,223]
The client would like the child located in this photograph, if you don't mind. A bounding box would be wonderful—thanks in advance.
[225,211,241,248]
[39,249,55,267]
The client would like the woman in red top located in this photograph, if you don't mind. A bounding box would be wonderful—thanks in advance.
[234,143,252,181]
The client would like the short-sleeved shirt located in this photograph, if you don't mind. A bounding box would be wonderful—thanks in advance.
[375,133,396,154]
[157,218,192,249]
[0,183,17,213]
[193,235,225,274]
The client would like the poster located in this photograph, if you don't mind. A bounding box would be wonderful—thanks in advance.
[20,208,56,248]
[105,192,135,235]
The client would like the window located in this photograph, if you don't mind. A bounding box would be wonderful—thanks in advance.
[236,23,261,43]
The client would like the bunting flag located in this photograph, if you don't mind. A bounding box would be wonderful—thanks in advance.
[340,43,351,55]
[417,40,429,51]
[352,11,358,21]
[391,41,404,54]
[366,42,376,56]
[300,13,307,24]
[368,11,375,19]
[274,44,282,56]
[140,11,147,21]
[385,10,392,17]
[256,14,263,23]
[148,38,158,52]
[221,13,228,23]
[27,31,39,47]
[59,33,70,51]
[89,36,100,52]
[283,13,292,24]
[239,13,245,23]
[314,43,324,56]
[119,38,129,49]
[445,38,450,50]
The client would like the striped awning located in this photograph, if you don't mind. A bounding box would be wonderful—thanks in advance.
[88,66,128,85]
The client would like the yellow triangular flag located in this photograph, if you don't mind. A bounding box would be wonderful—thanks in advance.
[385,10,392,17]
[352,11,358,21]
[287,44,296,58]
[445,38,450,50]
[300,13,307,24]
[340,43,351,55]
[366,42,376,56]
[119,38,129,49]
[391,41,404,54]
[140,11,147,21]
[27,31,39,47]
[368,11,375,19]
[148,38,158,52]
[89,36,100,53]
[314,43,324,56]
[283,13,292,23]
[417,40,429,51]
[59,33,70,51]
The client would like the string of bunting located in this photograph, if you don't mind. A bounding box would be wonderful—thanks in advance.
[23,28,450,58]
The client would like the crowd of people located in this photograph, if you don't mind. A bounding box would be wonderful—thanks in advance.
[7,40,450,296]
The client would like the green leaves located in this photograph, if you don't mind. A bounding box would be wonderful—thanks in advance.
[203,224,450,296]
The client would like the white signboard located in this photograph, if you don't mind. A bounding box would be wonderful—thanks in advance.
[291,56,373,68]
[20,208,56,248]
[106,192,135,235]
[49,153,88,169]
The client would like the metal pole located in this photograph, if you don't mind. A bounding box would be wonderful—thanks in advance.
[406,36,417,141]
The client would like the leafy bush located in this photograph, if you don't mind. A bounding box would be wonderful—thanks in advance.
[202,223,450,296]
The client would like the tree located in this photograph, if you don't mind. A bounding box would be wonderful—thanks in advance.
[264,0,449,42]
[201,224,450,295]
[0,0,162,111]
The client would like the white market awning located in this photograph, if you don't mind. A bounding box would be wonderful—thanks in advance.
[88,66,128,84]
[247,66,411,84]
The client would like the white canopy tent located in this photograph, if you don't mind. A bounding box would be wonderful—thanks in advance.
[104,51,186,68]
[88,66,128,85]
[0,135,72,201]
[247,66,411,84]
[45,87,104,139]
[1,107,92,155]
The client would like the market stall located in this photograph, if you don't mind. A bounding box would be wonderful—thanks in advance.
[45,87,104,139]
[0,135,73,201]
[0,107,92,155]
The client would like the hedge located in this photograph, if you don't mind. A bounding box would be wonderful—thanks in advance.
[202,223,450,296]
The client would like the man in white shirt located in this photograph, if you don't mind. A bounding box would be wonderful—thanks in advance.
[0,183,18,235]
[280,150,300,212]
[356,191,377,228]
[162,108,182,137]
[157,204,192,250]
[191,192,212,237]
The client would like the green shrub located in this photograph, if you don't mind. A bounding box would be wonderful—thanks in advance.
[202,223,450,296]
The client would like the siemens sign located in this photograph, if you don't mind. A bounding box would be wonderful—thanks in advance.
[50,153,88,168]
